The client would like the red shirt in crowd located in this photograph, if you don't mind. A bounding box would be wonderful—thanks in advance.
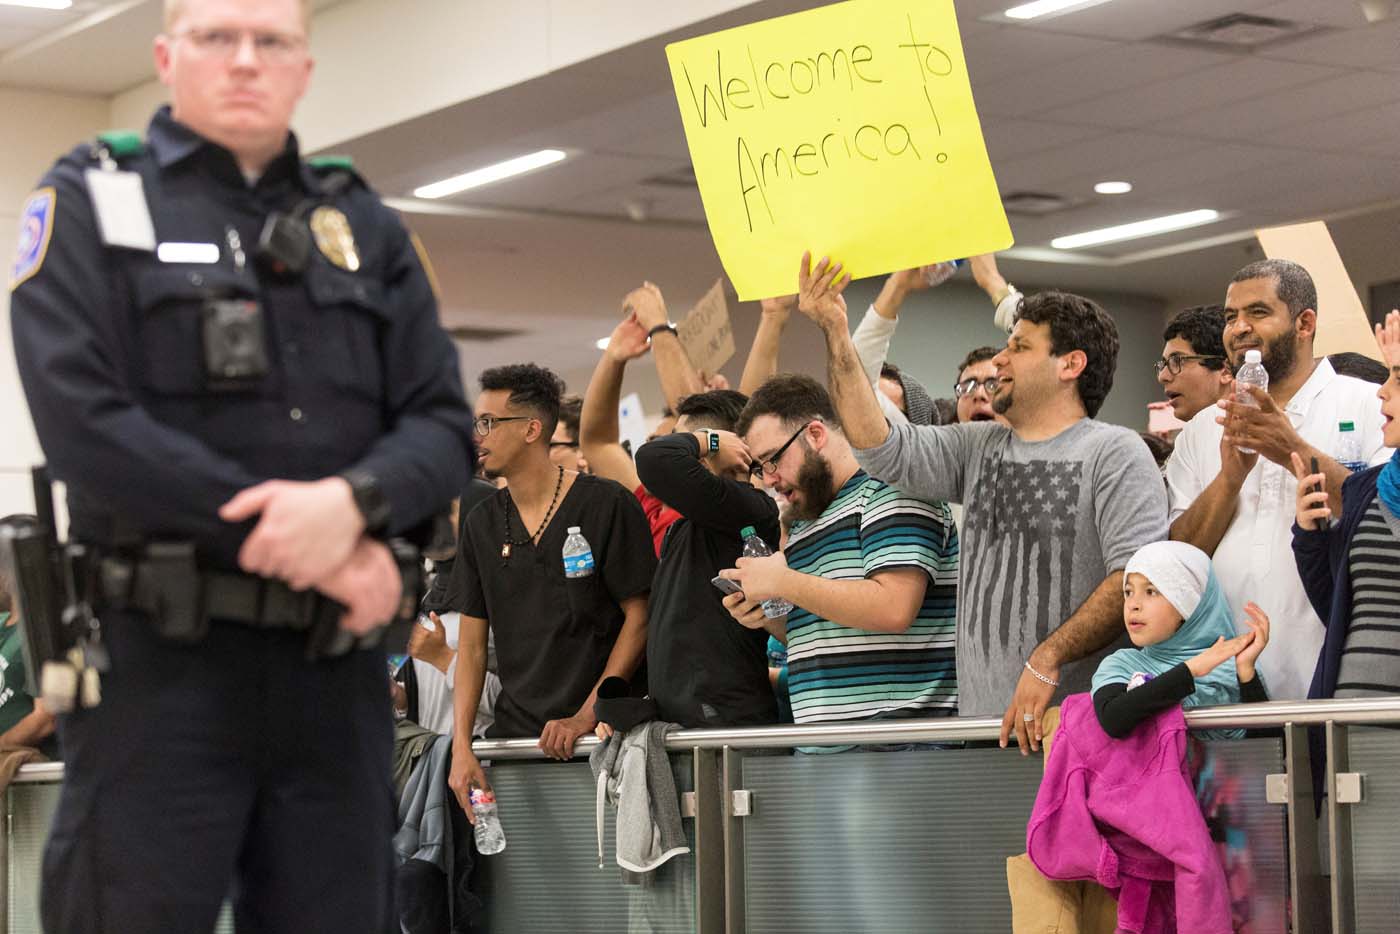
[634,484,681,557]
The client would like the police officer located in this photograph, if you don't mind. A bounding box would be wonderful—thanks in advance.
[7,0,473,930]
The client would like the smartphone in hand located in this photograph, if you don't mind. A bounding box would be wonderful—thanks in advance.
[1307,455,1333,530]
[711,575,744,598]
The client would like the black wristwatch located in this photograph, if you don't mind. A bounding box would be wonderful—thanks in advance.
[341,469,391,532]
[647,322,678,340]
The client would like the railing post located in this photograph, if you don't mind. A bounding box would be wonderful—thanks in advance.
[1326,722,1356,934]
[1285,722,1329,933]
[722,746,746,934]
[693,747,726,934]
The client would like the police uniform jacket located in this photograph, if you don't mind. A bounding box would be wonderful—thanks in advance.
[8,106,474,568]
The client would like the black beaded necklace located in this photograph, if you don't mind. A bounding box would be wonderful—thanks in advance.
[501,465,565,559]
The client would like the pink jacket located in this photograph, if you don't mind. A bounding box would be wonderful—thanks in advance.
[1026,693,1231,934]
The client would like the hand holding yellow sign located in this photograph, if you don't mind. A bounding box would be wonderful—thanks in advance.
[666,0,1012,300]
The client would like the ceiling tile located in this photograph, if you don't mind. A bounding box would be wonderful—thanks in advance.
[961,25,1119,88]
[980,116,1108,160]
[1259,18,1400,70]
[1253,99,1400,155]
[1252,0,1373,28]
[994,130,1202,189]
[975,42,1230,118]
[1039,56,1342,129]
[1157,69,1400,140]
[997,0,1282,42]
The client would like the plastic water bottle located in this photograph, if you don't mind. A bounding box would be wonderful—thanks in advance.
[562,527,595,579]
[469,788,507,854]
[1233,350,1269,454]
[740,526,793,619]
[1337,421,1366,472]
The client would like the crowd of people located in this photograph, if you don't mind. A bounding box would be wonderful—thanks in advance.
[383,254,1395,928]
[361,249,1400,783]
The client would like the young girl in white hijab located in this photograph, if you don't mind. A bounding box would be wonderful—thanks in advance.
[1093,541,1270,738]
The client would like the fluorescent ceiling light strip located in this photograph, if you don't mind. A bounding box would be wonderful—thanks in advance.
[414,149,567,199]
[1,0,73,8]
[1004,0,1115,21]
[1051,209,1221,250]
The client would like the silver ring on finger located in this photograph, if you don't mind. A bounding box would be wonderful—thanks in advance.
[1022,713,1035,723]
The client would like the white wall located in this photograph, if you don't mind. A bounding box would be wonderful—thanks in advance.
[0,88,111,517]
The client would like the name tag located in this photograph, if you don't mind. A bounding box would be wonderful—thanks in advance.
[85,168,156,252]
[157,242,220,264]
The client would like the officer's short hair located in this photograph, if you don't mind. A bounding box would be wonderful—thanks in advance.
[479,364,566,438]
[164,0,313,32]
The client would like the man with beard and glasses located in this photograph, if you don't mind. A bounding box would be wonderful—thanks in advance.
[717,374,959,736]
[792,254,1167,756]
[1167,259,1389,700]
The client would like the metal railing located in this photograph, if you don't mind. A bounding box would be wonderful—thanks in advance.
[7,696,1400,933]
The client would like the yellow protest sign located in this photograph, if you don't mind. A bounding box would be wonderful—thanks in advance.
[665,0,1012,301]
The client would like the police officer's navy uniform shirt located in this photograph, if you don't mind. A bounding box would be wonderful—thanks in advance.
[446,474,656,738]
[9,107,473,567]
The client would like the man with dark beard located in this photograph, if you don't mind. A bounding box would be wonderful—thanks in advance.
[718,375,960,732]
[1167,259,1389,700]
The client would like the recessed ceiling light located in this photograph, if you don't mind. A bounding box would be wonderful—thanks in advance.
[595,337,611,351]
[1051,209,1221,250]
[1004,0,1116,21]
[0,0,73,8]
[413,149,567,200]
[1094,181,1133,195]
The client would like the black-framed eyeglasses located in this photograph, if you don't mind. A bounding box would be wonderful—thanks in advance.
[1153,354,1225,376]
[473,415,534,436]
[953,377,1000,399]
[754,422,812,476]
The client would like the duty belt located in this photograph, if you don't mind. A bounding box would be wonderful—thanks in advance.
[94,545,388,659]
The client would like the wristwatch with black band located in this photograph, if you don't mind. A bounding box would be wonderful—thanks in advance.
[340,469,391,533]
[647,322,678,340]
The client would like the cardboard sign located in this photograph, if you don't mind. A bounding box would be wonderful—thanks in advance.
[665,0,1012,300]
[1255,221,1382,362]
[676,279,736,375]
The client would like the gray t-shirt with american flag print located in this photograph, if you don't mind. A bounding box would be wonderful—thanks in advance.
[855,418,1168,716]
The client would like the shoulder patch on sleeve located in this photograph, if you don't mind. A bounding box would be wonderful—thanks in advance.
[10,187,56,290]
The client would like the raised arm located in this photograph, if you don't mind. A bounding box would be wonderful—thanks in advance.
[580,312,651,491]
[625,282,704,412]
[739,295,794,395]
[794,252,890,450]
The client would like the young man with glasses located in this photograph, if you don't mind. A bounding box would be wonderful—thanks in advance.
[447,365,655,801]
[954,346,1003,424]
[1156,305,1233,424]
[793,254,1167,755]
[8,1,474,930]
[719,375,960,733]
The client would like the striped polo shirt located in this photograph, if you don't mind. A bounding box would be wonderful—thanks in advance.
[1336,497,1400,697]
[783,470,959,724]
